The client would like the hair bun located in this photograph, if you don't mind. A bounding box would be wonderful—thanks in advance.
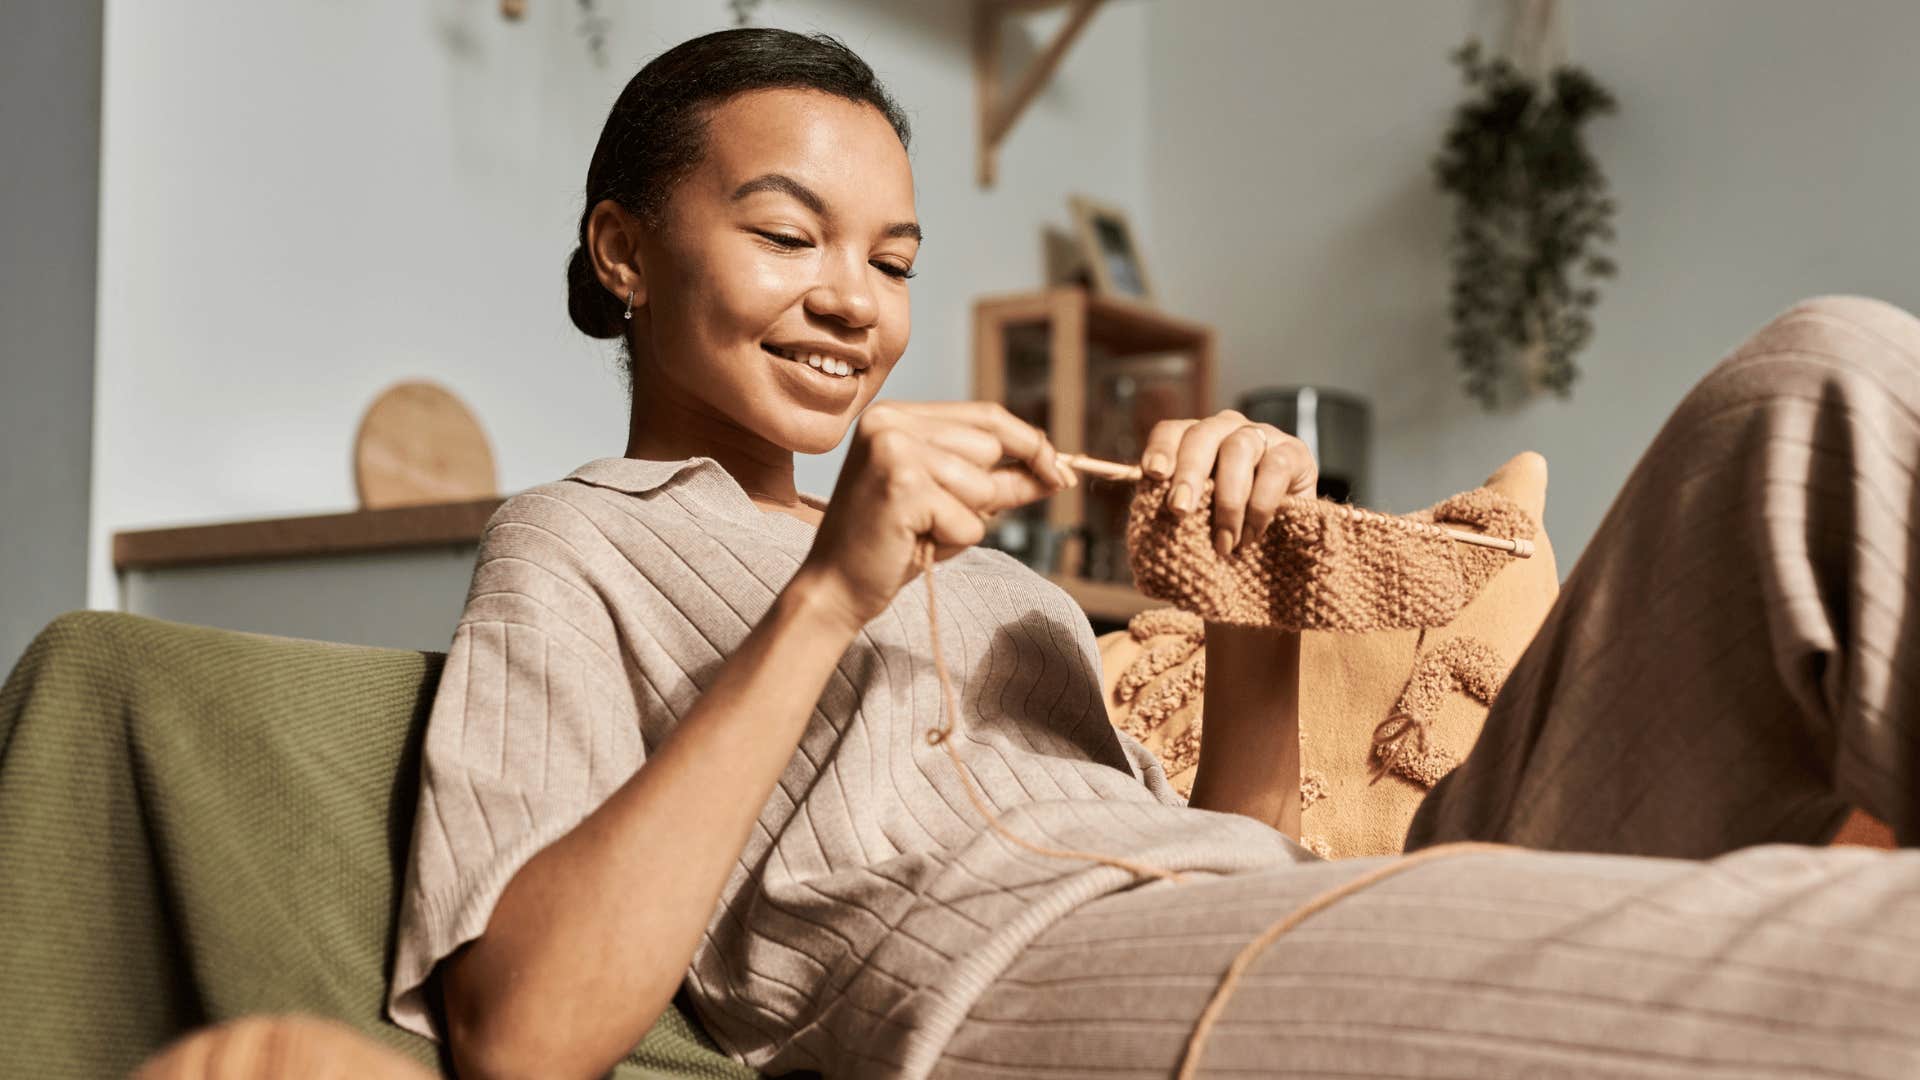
[566,246,626,340]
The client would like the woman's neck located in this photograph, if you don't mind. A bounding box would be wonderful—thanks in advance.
[624,391,805,512]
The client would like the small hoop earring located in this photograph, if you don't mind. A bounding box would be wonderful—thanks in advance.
[622,291,635,321]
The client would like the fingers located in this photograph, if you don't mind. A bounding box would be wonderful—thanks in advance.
[864,401,1075,489]
[1242,434,1314,552]
[919,484,989,561]
[1209,425,1267,556]
[1139,418,1195,481]
[916,443,1055,512]
[1144,409,1322,557]
[916,443,1000,509]
[1166,411,1247,516]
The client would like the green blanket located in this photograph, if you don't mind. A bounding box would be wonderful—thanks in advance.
[0,611,759,1079]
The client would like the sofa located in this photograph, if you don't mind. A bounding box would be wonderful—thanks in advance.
[0,610,754,1079]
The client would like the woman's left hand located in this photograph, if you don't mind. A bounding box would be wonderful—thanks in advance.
[1139,409,1318,559]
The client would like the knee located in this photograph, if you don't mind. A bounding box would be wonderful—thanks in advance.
[1684,294,1920,418]
[1742,295,1920,377]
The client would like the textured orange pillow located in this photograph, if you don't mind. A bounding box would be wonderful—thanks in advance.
[1098,452,1560,858]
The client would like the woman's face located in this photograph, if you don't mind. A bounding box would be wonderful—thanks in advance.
[629,88,918,456]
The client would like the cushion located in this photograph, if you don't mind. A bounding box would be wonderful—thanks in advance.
[1100,453,1560,858]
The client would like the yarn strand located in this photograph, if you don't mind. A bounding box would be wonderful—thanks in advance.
[916,542,1187,884]
[1172,841,1509,1079]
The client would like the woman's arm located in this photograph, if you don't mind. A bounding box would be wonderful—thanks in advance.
[1186,626,1302,837]
[1132,408,1316,838]
[440,571,861,1080]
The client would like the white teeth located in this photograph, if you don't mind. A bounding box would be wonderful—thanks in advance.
[774,347,855,377]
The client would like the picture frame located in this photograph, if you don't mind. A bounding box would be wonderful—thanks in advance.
[1068,193,1155,304]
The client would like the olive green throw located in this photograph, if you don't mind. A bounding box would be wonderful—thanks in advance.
[0,611,756,1080]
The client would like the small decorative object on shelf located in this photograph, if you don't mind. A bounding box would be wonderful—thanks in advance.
[1433,3,1617,410]
[1068,194,1155,304]
[353,381,499,511]
[973,287,1212,626]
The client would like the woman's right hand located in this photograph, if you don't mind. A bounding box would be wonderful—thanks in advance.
[794,401,1077,634]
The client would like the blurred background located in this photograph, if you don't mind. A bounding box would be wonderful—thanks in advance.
[7,0,1920,663]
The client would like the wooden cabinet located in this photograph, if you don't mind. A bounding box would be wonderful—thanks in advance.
[972,286,1213,623]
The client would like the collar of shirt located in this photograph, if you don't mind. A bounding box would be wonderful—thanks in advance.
[563,455,826,533]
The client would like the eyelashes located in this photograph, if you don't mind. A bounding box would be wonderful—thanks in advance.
[752,229,916,281]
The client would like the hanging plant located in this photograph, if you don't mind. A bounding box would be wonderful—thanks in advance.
[1433,38,1618,409]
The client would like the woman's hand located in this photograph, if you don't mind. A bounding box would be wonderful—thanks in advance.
[795,401,1075,634]
[1146,410,1313,830]
[1139,409,1318,559]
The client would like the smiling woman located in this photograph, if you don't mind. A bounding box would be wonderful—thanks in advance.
[374,24,1920,1080]
[563,33,919,461]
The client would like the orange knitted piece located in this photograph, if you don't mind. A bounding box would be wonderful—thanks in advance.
[1125,478,1539,632]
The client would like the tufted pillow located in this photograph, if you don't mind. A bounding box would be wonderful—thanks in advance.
[1098,452,1559,858]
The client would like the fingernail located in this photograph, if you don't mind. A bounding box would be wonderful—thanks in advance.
[1213,528,1234,559]
[1169,482,1194,513]
[1143,452,1171,479]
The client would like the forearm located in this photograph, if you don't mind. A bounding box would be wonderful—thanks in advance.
[1186,625,1301,837]
[444,571,859,1080]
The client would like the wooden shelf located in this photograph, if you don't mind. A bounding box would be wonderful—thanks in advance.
[974,0,1106,187]
[974,285,1214,585]
[114,497,505,572]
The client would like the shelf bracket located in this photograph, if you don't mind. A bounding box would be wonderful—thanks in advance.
[974,0,1105,188]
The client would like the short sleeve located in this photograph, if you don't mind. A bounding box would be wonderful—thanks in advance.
[386,504,647,1040]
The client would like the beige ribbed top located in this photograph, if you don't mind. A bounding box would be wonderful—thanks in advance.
[386,455,1306,1077]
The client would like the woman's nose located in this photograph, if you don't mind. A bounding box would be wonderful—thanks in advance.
[804,254,878,329]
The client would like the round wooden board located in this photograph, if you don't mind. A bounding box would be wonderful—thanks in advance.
[353,381,498,509]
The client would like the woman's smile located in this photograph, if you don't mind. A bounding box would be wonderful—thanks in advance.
[764,339,865,409]
[760,341,865,378]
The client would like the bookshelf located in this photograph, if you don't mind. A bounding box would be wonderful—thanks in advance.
[972,286,1214,623]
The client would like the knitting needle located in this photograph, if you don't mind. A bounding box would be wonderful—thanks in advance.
[1053,452,1534,558]
[1056,452,1143,482]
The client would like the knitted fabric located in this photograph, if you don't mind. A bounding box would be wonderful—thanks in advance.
[1102,456,1561,859]
[1125,478,1539,632]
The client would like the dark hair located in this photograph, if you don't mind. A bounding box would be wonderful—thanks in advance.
[566,28,912,342]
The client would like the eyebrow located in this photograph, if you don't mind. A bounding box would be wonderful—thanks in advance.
[731,172,923,242]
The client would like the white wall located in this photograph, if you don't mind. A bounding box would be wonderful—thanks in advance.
[1146,0,1920,568]
[3,1,101,667]
[89,0,1150,608]
[93,0,1920,605]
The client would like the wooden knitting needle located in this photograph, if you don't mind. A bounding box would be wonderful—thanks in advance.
[1054,452,1534,559]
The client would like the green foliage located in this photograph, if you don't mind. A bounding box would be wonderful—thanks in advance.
[1434,39,1618,408]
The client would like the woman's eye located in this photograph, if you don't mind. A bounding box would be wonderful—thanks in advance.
[872,261,917,281]
[754,230,812,250]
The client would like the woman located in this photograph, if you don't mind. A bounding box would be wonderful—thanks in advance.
[389,28,1920,1080]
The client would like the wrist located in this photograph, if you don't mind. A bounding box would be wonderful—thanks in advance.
[777,566,870,641]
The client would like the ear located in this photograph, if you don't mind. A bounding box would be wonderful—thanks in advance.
[585,198,648,311]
